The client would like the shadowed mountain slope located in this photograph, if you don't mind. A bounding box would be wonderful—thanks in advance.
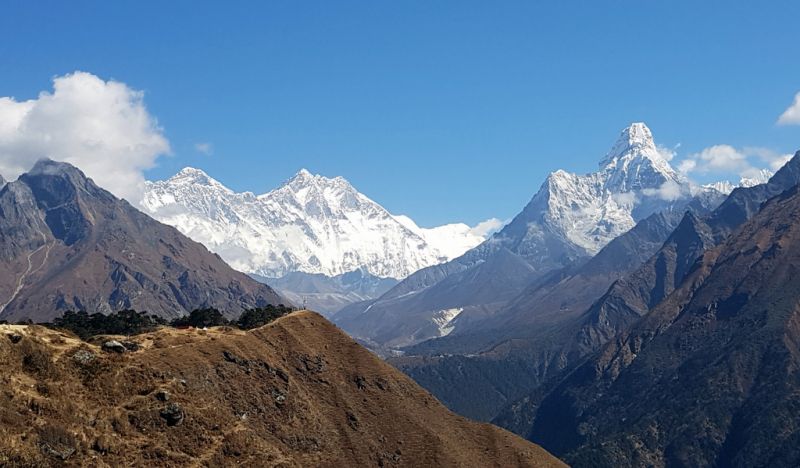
[392,154,800,425]
[0,159,290,323]
[390,209,690,421]
[491,152,800,437]
[570,151,800,353]
[520,183,800,467]
[0,311,564,467]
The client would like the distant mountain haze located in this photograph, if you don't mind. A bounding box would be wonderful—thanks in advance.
[255,269,398,317]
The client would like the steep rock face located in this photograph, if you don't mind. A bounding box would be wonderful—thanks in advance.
[335,123,728,349]
[0,160,290,322]
[524,183,800,468]
[141,168,486,280]
[573,211,717,352]
[0,311,565,467]
[573,151,800,353]
[491,152,800,439]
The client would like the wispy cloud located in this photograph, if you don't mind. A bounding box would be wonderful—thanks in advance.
[470,218,507,238]
[677,145,791,178]
[656,143,679,162]
[611,191,639,205]
[744,146,793,173]
[642,180,685,201]
[0,71,170,204]
[194,142,213,155]
[777,92,800,125]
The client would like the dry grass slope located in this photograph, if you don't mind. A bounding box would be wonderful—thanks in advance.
[0,312,564,467]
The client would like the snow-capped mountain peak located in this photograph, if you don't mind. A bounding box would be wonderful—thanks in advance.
[598,123,680,194]
[169,167,230,190]
[261,169,377,220]
[702,180,736,195]
[520,123,722,256]
[600,124,659,167]
[739,168,773,188]
[280,168,343,193]
[141,168,489,279]
[700,169,774,196]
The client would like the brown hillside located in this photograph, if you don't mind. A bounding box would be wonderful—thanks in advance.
[0,311,564,467]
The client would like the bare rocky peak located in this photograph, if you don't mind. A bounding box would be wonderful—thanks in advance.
[0,159,290,322]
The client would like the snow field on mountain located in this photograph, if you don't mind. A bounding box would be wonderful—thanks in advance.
[141,168,491,279]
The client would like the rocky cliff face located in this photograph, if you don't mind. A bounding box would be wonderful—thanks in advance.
[0,159,290,322]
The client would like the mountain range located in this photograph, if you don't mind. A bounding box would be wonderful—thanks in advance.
[515,159,800,467]
[394,151,800,424]
[141,168,489,280]
[0,159,290,323]
[1,122,798,467]
[333,123,740,350]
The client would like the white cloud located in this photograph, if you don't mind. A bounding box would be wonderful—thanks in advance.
[676,144,792,182]
[611,191,639,205]
[777,92,800,125]
[470,218,506,238]
[677,158,697,174]
[195,142,213,155]
[642,180,684,201]
[685,145,749,174]
[743,146,793,173]
[0,71,170,204]
[656,143,679,162]
[769,155,792,172]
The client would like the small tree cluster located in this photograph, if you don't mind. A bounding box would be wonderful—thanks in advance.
[169,308,228,328]
[236,304,293,330]
[52,309,167,340]
[47,303,293,339]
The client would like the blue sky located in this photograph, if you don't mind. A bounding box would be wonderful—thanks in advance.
[1,1,799,227]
